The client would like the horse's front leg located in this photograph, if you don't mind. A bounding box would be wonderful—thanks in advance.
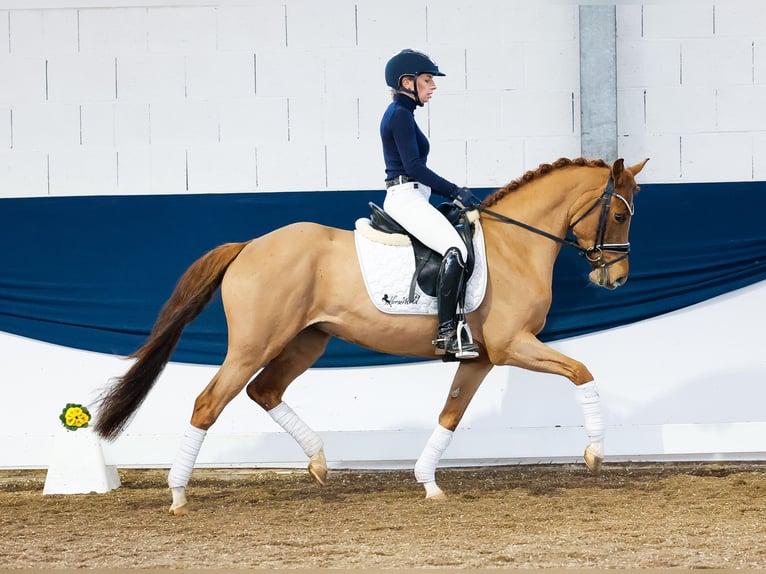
[415,360,494,499]
[496,333,604,473]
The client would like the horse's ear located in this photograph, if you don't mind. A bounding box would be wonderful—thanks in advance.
[628,158,650,176]
[611,158,625,182]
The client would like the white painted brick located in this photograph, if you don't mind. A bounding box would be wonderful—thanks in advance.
[618,134,680,184]
[81,103,150,147]
[717,86,766,131]
[0,150,48,197]
[256,141,326,191]
[324,48,382,98]
[714,2,766,37]
[219,98,288,145]
[466,138,525,188]
[285,0,356,48]
[428,92,503,140]
[256,49,325,97]
[0,107,9,148]
[681,133,752,182]
[358,92,394,142]
[117,146,188,194]
[0,12,8,55]
[644,87,716,134]
[753,133,766,180]
[754,39,766,85]
[116,147,150,194]
[47,54,116,103]
[9,10,78,56]
[617,40,681,88]
[428,0,510,46]
[326,138,382,191]
[11,103,79,149]
[510,5,578,43]
[78,8,147,53]
[48,148,117,196]
[288,96,358,143]
[616,5,643,41]
[643,4,713,39]
[147,7,216,53]
[681,38,752,87]
[0,57,46,103]
[501,90,575,137]
[116,53,185,101]
[466,44,524,91]
[143,145,188,193]
[356,0,426,48]
[150,101,218,145]
[186,52,255,101]
[422,139,467,187]
[524,136,582,172]
[217,5,285,50]
[80,102,112,146]
[187,145,256,193]
[617,88,645,136]
[524,41,580,90]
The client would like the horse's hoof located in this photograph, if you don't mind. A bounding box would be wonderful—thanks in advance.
[426,491,447,501]
[308,451,328,486]
[422,481,446,500]
[168,504,189,516]
[584,443,604,475]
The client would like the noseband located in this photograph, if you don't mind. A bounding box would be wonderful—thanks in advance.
[478,174,633,269]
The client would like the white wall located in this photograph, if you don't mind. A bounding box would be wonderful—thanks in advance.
[616,3,766,181]
[4,281,765,470]
[2,1,766,469]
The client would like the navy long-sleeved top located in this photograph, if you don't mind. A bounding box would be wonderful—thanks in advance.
[380,93,459,199]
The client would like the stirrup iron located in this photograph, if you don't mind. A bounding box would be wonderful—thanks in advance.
[453,318,479,359]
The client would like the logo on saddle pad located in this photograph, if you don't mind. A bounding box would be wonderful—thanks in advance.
[354,208,488,316]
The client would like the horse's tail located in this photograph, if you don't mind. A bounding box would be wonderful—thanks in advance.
[94,241,249,441]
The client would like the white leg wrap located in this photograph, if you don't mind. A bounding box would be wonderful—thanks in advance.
[168,424,207,489]
[268,402,323,458]
[414,425,453,484]
[575,381,605,443]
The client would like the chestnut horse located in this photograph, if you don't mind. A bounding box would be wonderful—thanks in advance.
[95,157,648,514]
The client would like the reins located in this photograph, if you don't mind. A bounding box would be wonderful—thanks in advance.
[477,174,633,268]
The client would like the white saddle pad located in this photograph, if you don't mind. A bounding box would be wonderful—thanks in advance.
[353,214,488,315]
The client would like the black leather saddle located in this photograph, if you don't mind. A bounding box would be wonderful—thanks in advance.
[367,201,476,300]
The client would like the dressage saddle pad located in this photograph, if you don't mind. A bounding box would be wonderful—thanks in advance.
[353,214,488,315]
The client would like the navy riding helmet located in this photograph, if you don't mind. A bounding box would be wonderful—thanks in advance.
[384,49,445,104]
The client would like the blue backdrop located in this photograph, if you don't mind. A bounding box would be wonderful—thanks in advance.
[2,182,765,367]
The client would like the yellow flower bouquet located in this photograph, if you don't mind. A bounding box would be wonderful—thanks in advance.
[59,403,91,431]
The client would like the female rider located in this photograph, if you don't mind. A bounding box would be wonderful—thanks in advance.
[380,49,481,360]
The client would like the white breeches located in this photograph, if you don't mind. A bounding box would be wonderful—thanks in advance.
[383,182,468,261]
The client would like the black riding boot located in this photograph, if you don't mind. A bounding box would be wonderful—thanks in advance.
[432,247,479,359]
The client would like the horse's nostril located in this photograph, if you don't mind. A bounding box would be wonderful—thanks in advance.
[613,276,627,288]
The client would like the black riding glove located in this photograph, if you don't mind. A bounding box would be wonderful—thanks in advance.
[453,187,482,209]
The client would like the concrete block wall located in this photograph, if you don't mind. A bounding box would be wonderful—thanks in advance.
[0,0,580,197]
[1,1,765,197]
[617,3,766,182]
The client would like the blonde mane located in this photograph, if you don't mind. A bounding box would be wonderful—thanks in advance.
[483,157,609,207]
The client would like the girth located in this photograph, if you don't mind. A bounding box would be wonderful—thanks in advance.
[367,202,476,300]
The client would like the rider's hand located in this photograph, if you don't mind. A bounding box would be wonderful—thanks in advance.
[454,187,482,209]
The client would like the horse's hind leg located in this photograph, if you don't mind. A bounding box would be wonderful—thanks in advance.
[246,326,331,486]
[167,351,263,514]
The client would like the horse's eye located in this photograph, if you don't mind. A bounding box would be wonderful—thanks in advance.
[614,212,627,223]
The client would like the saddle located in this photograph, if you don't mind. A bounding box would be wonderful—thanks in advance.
[366,201,477,301]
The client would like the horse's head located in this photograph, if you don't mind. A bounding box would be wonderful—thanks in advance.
[570,158,649,290]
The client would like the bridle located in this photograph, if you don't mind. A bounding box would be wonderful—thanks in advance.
[478,174,634,270]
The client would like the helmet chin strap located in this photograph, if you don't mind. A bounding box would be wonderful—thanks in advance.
[399,76,423,106]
